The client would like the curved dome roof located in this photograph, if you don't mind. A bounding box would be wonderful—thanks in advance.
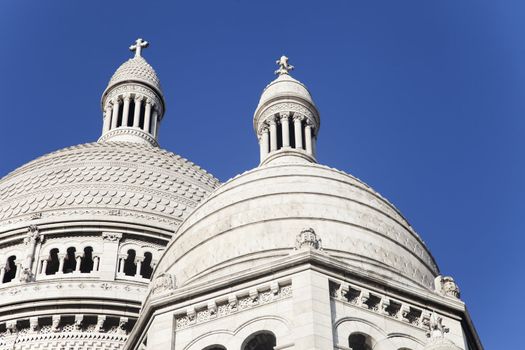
[257,73,314,109]
[0,142,219,231]
[107,56,161,92]
[155,161,439,291]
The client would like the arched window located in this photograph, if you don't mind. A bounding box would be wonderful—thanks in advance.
[203,346,226,350]
[46,248,60,275]
[80,247,94,273]
[140,252,153,279]
[63,247,76,273]
[242,331,276,350]
[3,256,17,283]
[124,249,137,276]
[348,333,372,350]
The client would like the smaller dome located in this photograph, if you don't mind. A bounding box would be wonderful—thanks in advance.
[257,73,314,109]
[107,56,161,93]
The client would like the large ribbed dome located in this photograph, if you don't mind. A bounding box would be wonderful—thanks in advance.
[107,56,161,92]
[155,160,439,291]
[0,142,219,232]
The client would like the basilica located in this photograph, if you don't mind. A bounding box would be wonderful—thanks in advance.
[0,39,482,350]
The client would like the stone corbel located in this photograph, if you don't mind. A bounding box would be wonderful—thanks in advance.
[96,315,106,332]
[29,317,38,333]
[186,306,196,322]
[6,320,17,334]
[74,314,83,331]
[228,294,238,310]
[117,317,128,335]
[51,315,61,332]
[380,297,390,315]
[207,300,218,318]
[249,288,259,304]
[359,290,370,308]
[270,281,279,295]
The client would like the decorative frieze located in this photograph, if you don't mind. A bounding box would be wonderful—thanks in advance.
[329,280,431,330]
[174,282,292,330]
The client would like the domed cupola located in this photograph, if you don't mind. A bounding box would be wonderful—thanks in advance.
[99,39,165,146]
[254,56,320,165]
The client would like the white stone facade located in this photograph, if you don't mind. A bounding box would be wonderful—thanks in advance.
[0,41,482,350]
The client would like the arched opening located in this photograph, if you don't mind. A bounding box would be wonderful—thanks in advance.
[124,249,137,276]
[242,331,276,350]
[140,252,153,279]
[80,247,94,273]
[203,346,226,350]
[139,104,145,129]
[3,256,17,283]
[46,248,60,275]
[348,333,373,350]
[63,247,76,273]
[128,99,136,127]
[117,99,124,127]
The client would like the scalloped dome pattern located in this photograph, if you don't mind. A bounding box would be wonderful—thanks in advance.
[0,142,220,228]
[107,56,161,92]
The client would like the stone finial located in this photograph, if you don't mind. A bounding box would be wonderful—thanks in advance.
[275,55,294,75]
[434,275,461,299]
[129,38,149,58]
[295,228,322,251]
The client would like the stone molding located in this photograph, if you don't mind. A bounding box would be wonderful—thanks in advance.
[102,232,123,242]
[329,280,432,330]
[98,128,159,147]
[174,281,292,330]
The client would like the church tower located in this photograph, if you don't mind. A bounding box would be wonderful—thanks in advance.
[125,57,482,350]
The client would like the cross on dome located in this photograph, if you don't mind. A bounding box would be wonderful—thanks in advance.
[129,38,149,58]
[275,55,294,75]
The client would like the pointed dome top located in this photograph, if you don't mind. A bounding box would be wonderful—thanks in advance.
[105,38,162,94]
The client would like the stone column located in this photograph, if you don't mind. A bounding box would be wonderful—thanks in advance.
[280,112,290,148]
[294,115,303,149]
[269,119,278,152]
[0,265,5,283]
[75,254,82,272]
[15,263,22,279]
[152,111,158,137]
[133,96,142,128]
[305,121,313,156]
[57,254,66,274]
[111,99,120,129]
[103,106,112,132]
[118,255,126,275]
[122,95,131,127]
[144,100,152,133]
[135,257,144,278]
[259,126,269,160]
[93,256,100,272]
[40,259,48,275]
[100,232,122,280]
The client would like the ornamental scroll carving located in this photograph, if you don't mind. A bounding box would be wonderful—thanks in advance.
[102,232,122,242]
[151,273,176,295]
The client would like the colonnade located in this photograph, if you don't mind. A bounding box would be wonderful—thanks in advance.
[117,252,157,279]
[102,94,159,137]
[259,112,316,160]
[37,252,100,275]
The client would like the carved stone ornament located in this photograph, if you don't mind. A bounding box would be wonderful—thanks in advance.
[275,55,294,75]
[102,232,123,242]
[434,275,460,299]
[426,312,449,339]
[151,273,176,295]
[295,228,322,251]
[19,267,34,283]
[24,225,40,245]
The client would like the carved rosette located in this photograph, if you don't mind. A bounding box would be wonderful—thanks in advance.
[295,228,322,251]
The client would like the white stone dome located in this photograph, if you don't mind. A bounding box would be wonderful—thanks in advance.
[156,161,439,291]
[106,56,161,93]
[256,73,314,109]
[0,142,219,232]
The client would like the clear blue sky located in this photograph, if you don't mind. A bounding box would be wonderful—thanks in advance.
[0,1,523,348]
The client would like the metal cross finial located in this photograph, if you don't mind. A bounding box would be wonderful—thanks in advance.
[129,38,149,58]
[275,55,294,75]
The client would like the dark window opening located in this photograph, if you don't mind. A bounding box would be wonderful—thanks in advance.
[139,104,145,129]
[276,121,283,150]
[80,247,94,273]
[140,252,153,279]
[63,247,76,274]
[348,333,372,350]
[3,256,17,283]
[289,119,296,148]
[204,347,226,350]
[46,248,60,275]
[116,101,123,127]
[128,99,136,127]
[124,249,137,276]
[242,332,276,350]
